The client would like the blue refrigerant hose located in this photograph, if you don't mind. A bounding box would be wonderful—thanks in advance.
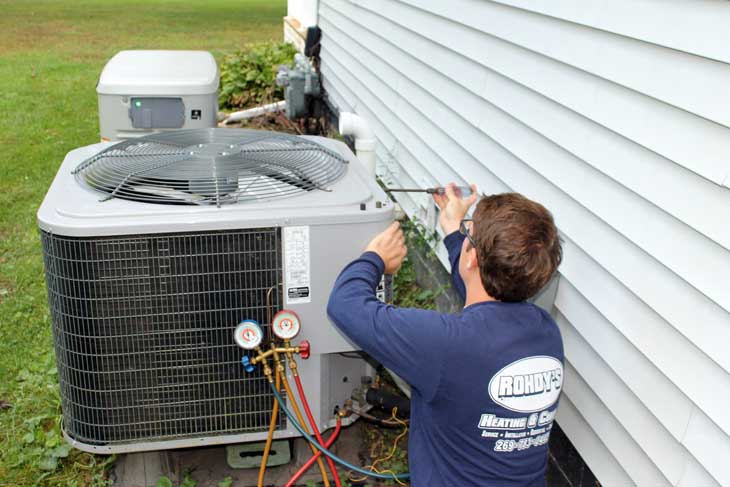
[269,382,411,481]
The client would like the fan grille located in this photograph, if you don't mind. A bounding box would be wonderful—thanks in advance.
[74,129,348,206]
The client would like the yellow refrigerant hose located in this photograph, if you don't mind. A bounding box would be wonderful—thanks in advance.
[257,365,281,487]
[258,288,280,487]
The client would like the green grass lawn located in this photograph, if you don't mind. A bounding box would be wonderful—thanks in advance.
[0,1,285,485]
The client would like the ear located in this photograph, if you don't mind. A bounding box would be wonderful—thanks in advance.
[465,245,479,270]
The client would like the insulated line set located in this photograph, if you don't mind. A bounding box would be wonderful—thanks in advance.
[233,310,410,485]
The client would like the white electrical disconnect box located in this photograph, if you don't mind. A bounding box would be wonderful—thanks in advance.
[96,50,219,141]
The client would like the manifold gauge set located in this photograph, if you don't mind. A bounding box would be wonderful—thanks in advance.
[233,310,303,350]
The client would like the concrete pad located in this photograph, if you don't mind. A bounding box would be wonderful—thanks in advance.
[112,422,366,487]
[112,450,174,487]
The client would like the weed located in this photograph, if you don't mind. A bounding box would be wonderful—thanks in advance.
[156,473,216,487]
[392,219,446,310]
[353,418,409,487]
[217,477,233,487]
[219,42,298,110]
[180,473,198,487]
[156,477,174,487]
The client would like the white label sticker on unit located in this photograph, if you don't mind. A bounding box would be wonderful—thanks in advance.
[284,226,311,304]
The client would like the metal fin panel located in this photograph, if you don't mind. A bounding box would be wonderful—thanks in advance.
[41,228,284,446]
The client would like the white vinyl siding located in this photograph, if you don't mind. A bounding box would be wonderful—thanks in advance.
[317,1,730,485]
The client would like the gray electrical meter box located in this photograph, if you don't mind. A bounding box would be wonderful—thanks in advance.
[96,50,219,141]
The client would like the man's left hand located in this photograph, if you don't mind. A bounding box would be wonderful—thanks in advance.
[365,222,408,274]
[433,183,478,235]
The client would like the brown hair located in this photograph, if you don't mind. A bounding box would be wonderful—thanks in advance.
[471,193,562,302]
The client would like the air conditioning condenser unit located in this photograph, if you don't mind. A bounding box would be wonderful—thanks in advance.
[38,128,392,453]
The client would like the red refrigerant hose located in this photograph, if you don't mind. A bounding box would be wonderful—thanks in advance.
[285,415,342,487]
[294,374,342,487]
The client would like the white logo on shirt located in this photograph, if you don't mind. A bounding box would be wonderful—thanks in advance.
[488,356,563,413]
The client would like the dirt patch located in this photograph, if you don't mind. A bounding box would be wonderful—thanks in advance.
[223,110,335,137]
[225,111,302,134]
[0,20,76,54]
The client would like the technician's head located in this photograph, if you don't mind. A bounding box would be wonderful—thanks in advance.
[459,193,562,302]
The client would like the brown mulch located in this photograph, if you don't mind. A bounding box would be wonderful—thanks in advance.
[222,111,334,137]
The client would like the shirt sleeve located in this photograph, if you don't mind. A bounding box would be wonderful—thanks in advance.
[327,252,447,401]
[443,231,466,301]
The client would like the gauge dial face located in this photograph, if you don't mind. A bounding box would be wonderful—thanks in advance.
[234,320,264,350]
[271,309,301,340]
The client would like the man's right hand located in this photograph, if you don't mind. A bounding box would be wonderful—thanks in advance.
[365,222,408,274]
[433,183,478,235]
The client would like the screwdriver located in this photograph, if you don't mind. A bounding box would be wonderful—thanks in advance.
[385,186,473,197]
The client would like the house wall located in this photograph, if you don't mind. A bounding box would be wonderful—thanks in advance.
[315,1,730,485]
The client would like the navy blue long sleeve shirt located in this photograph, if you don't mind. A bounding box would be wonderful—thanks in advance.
[327,231,564,487]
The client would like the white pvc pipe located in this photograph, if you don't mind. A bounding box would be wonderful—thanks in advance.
[222,100,286,125]
[339,112,376,177]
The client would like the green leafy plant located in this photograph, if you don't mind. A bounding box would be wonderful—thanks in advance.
[1,347,117,486]
[338,472,354,487]
[156,477,173,487]
[180,473,198,487]
[7,356,66,470]
[400,218,440,251]
[356,414,409,487]
[392,219,446,311]
[155,473,199,487]
[219,41,298,110]
[217,477,233,487]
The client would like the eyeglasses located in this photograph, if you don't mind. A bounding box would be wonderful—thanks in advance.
[459,218,476,247]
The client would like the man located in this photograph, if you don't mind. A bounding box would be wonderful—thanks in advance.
[327,185,564,486]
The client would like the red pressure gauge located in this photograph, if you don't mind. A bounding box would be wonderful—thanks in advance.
[233,319,264,350]
[271,309,302,340]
